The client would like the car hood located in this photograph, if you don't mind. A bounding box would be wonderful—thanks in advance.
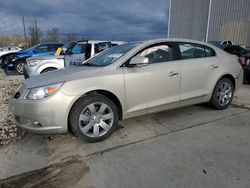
[16,50,30,55]
[27,55,64,61]
[23,66,103,88]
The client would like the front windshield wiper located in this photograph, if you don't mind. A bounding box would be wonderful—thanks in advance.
[81,62,104,67]
[81,62,96,67]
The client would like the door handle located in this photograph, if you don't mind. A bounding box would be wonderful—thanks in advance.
[168,71,179,77]
[210,65,218,69]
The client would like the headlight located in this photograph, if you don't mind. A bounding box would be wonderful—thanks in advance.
[24,82,63,100]
[27,59,43,66]
[12,58,17,62]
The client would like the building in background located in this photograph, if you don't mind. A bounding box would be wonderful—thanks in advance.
[168,0,250,46]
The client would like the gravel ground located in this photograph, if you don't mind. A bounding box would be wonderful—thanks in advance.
[0,70,25,147]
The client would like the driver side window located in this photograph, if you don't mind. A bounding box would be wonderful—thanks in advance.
[71,44,87,54]
[36,45,49,52]
[137,44,172,64]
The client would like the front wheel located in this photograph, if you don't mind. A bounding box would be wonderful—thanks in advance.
[15,61,25,74]
[209,78,234,110]
[69,94,119,142]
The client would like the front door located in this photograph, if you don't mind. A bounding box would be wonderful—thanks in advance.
[123,43,180,115]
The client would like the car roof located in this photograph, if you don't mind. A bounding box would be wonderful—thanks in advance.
[38,42,65,45]
[139,38,214,48]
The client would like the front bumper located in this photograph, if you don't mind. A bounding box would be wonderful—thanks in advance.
[9,87,75,134]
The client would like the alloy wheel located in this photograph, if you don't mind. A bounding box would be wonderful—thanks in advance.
[216,81,232,106]
[16,63,24,74]
[78,102,114,138]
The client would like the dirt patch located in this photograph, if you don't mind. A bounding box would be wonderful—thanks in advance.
[0,70,25,147]
[0,155,89,188]
[231,102,250,110]
[36,148,56,157]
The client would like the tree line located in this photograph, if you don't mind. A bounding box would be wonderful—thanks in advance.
[0,26,80,48]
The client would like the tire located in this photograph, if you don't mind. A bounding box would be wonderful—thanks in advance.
[209,78,234,110]
[41,67,57,74]
[1,58,8,68]
[69,94,119,142]
[15,61,25,74]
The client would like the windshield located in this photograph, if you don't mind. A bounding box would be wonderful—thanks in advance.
[81,43,138,67]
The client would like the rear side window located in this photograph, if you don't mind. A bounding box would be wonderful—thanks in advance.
[204,46,216,57]
[95,42,112,53]
[179,43,206,59]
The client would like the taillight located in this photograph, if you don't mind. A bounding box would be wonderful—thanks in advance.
[238,58,243,67]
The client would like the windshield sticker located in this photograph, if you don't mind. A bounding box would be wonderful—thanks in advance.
[107,54,123,58]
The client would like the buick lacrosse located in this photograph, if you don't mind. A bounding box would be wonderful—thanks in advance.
[9,39,243,142]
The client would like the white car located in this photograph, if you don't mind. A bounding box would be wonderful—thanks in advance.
[0,46,22,57]
[23,40,125,78]
[0,46,22,64]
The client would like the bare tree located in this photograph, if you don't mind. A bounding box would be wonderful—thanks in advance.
[0,34,10,47]
[10,35,25,47]
[46,27,60,42]
[28,21,43,46]
[63,33,78,42]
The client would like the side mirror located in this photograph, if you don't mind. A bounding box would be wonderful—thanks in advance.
[129,56,149,67]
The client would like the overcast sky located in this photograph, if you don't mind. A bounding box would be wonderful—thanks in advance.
[0,0,169,41]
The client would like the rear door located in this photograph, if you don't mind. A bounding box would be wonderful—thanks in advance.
[178,42,218,101]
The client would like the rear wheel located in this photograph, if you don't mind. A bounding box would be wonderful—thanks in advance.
[69,94,119,142]
[209,78,234,110]
[41,67,57,74]
[15,61,25,74]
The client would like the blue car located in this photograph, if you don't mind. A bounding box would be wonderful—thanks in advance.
[2,42,64,74]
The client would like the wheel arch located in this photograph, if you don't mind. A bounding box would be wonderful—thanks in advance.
[210,73,236,101]
[38,61,63,74]
[40,67,58,74]
[218,74,236,89]
[67,89,123,134]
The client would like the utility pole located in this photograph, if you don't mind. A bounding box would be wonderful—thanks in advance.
[35,18,38,43]
[22,16,27,48]
[206,0,213,42]
[167,0,172,38]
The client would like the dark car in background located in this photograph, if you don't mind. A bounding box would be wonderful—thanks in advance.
[1,42,64,74]
[223,45,250,64]
[209,40,233,48]
[222,45,250,84]
[244,64,250,84]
